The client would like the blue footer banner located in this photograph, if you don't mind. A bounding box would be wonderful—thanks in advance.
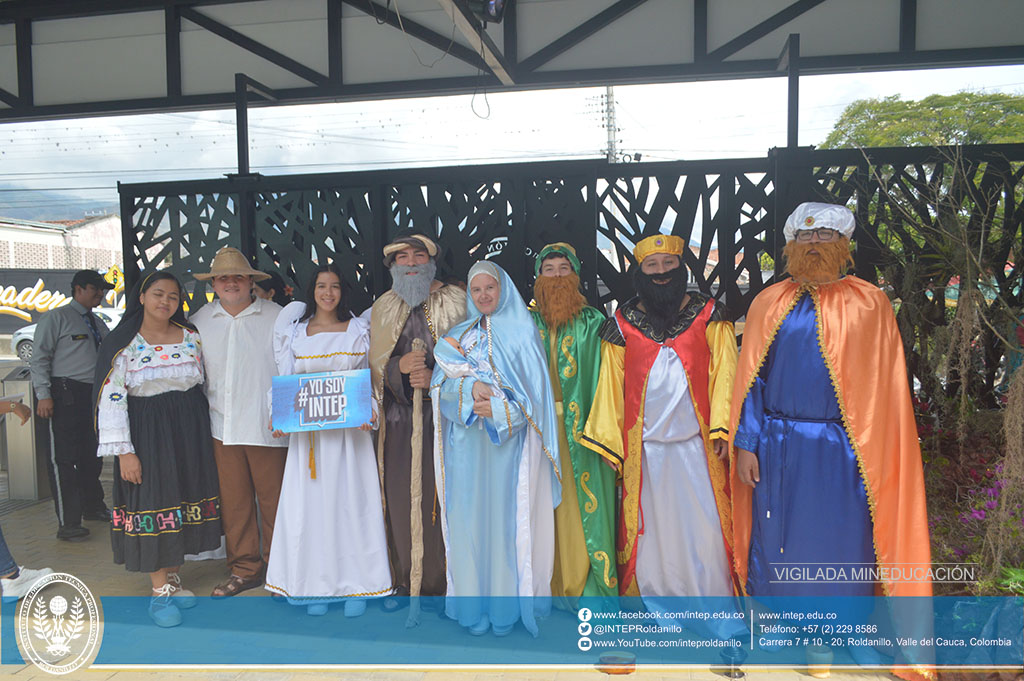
[3,596,1021,668]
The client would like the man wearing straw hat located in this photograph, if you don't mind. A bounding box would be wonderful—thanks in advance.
[192,247,286,598]
[368,234,464,613]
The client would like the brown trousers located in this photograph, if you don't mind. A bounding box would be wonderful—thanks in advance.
[211,439,287,581]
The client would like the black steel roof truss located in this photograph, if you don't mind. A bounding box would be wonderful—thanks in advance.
[1,0,1023,122]
[15,17,32,108]
[165,5,182,98]
[341,0,487,72]
[519,0,650,73]
[694,0,708,61]
[0,86,20,108]
[178,5,330,86]
[502,0,517,78]
[899,0,917,53]
[707,0,829,62]
[328,0,342,84]
[0,0,263,22]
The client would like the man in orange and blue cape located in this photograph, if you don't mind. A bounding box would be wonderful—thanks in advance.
[730,202,932,673]
[582,234,740,625]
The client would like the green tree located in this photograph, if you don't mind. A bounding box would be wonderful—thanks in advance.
[821,91,1024,148]
[819,92,1024,593]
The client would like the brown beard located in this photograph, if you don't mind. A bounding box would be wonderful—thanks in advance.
[534,272,586,331]
[784,238,853,284]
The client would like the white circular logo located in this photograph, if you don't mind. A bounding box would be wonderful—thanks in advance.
[16,572,101,675]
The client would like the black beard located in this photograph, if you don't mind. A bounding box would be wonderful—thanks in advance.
[634,265,688,333]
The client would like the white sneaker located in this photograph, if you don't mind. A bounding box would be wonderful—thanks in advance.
[1,567,54,602]
[166,573,197,609]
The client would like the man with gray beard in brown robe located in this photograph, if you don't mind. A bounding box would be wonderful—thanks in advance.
[368,234,465,611]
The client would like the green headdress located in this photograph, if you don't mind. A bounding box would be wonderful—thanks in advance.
[534,242,581,276]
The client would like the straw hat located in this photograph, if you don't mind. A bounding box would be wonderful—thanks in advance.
[193,247,270,281]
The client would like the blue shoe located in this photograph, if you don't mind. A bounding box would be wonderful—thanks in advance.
[468,615,490,636]
[307,603,328,616]
[492,622,514,637]
[344,599,366,618]
[149,585,182,628]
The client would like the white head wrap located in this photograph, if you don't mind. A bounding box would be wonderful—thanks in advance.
[467,261,501,288]
[784,202,855,243]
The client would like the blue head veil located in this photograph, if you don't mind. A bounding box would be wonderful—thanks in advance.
[439,261,562,498]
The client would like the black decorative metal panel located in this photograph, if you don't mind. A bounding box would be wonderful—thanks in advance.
[796,144,1024,401]
[253,187,378,313]
[122,191,241,310]
[119,146,1024,362]
[593,164,773,316]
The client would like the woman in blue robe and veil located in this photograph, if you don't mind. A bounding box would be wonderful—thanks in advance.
[431,261,561,637]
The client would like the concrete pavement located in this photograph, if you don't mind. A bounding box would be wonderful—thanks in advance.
[0,464,891,681]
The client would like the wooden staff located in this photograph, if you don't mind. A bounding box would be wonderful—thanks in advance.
[406,336,426,627]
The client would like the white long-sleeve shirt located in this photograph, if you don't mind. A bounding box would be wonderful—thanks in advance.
[191,297,281,447]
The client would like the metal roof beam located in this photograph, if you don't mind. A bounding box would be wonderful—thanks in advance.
[0,86,20,108]
[0,0,258,22]
[707,0,827,62]
[503,0,517,72]
[900,0,917,52]
[3,44,1024,123]
[178,5,329,86]
[15,18,32,107]
[165,6,182,98]
[433,0,514,86]
[342,0,487,72]
[777,33,800,148]
[234,73,277,176]
[328,0,343,84]
[520,0,649,73]
[694,0,707,61]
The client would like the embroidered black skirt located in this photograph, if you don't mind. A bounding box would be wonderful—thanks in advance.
[111,385,222,573]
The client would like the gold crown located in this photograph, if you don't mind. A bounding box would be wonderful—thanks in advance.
[633,234,685,263]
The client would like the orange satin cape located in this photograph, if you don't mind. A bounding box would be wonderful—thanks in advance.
[728,276,932,601]
[618,301,734,596]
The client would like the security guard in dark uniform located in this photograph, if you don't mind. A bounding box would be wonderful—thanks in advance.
[30,270,113,541]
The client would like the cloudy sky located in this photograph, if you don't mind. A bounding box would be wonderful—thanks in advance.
[1,63,1023,219]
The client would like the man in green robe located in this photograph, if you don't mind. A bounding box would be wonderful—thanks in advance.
[530,242,618,604]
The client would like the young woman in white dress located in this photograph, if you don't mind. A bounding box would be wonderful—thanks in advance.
[266,264,392,616]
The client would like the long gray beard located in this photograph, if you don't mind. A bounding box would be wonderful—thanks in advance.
[391,261,437,307]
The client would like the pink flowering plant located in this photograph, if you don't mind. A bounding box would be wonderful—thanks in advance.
[918,397,1024,595]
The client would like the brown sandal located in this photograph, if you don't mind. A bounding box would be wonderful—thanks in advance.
[211,574,262,598]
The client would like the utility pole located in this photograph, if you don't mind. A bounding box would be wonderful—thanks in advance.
[604,85,618,163]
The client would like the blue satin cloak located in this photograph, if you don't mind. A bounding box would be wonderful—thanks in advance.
[734,293,874,597]
[436,342,529,630]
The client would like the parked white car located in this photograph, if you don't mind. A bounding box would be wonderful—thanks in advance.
[11,307,123,362]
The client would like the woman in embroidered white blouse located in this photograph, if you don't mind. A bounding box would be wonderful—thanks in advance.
[94,272,222,628]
